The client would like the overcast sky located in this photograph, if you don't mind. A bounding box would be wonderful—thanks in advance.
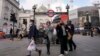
[19,0,100,11]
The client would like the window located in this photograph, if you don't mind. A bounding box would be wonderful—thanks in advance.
[23,19,27,25]
[5,6,9,11]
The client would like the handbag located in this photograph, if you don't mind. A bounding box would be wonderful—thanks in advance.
[27,40,36,51]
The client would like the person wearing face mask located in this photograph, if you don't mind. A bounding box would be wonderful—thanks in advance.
[56,20,69,56]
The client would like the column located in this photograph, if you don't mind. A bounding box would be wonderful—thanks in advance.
[99,8,100,26]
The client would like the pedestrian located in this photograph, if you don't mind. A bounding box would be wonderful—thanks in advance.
[56,21,68,56]
[10,28,13,41]
[96,27,100,34]
[66,20,77,51]
[90,27,94,37]
[16,28,20,38]
[43,32,50,55]
[46,21,53,43]
[38,27,45,44]
[94,27,98,36]
[18,29,23,40]
[27,20,41,56]
[44,21,52,55]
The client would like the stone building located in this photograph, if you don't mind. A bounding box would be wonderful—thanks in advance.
[69,6,100,28]
[0,0,19,28]
[18,5,52,31]
[18,4,68,31]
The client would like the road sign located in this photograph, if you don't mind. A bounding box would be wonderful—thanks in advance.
[47,10,55,17]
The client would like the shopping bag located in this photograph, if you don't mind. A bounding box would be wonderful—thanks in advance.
[53,28,57,35]
[27,40,36,51]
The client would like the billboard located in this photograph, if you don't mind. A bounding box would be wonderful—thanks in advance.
[69,9,78,19]
[60,14,69,22]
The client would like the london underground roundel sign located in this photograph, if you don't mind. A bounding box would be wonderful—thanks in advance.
[47,10,55,17]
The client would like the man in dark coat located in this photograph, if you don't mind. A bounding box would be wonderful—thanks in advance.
[27,20,41,56]
[28,21,38,41]
[56,21,68,56]
[66,20,76,51]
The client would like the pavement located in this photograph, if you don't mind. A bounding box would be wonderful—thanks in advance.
[0,35,100,56]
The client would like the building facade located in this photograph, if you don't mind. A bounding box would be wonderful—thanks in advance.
[18,5,68,31]
[0,0,19,29]
[18,5,52,31]
[94,3,100,25]
[69,6,100,28]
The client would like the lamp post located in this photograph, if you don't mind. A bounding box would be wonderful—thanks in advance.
[86,12,89,22]
[32,5,36,21]
[98,6,100,26]
[94,3,100,26]
[66,4,70,20]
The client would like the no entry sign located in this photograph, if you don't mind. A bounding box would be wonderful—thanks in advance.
[47,10,55,17]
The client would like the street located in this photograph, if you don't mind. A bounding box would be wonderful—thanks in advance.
[0,35,100,56]
[0,0,100,56]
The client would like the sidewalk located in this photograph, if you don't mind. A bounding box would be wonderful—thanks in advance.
[0,35,100,56]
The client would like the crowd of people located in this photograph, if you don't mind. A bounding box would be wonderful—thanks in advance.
[27,20,77,56]
[1,18,100,56]
[83,25,100,37]
[0,24,25,41]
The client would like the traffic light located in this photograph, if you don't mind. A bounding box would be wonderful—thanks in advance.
[10,13,17,23]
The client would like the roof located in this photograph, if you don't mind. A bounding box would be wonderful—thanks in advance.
[35,12,67,15]
[37,5,48,12]
[78,6,98,12]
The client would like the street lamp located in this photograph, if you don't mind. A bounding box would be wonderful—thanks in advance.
[66,4,70,20]
[32,5,37,21]
[94,3,100,26]
[86,12,89,22]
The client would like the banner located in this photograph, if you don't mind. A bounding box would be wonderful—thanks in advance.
[60,14,69,22]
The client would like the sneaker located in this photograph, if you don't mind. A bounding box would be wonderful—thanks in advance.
[47,52,50,55]
[64,51,68,54]
[74,46,77,50]
[38,50,42,56]
[59,54,64,56]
